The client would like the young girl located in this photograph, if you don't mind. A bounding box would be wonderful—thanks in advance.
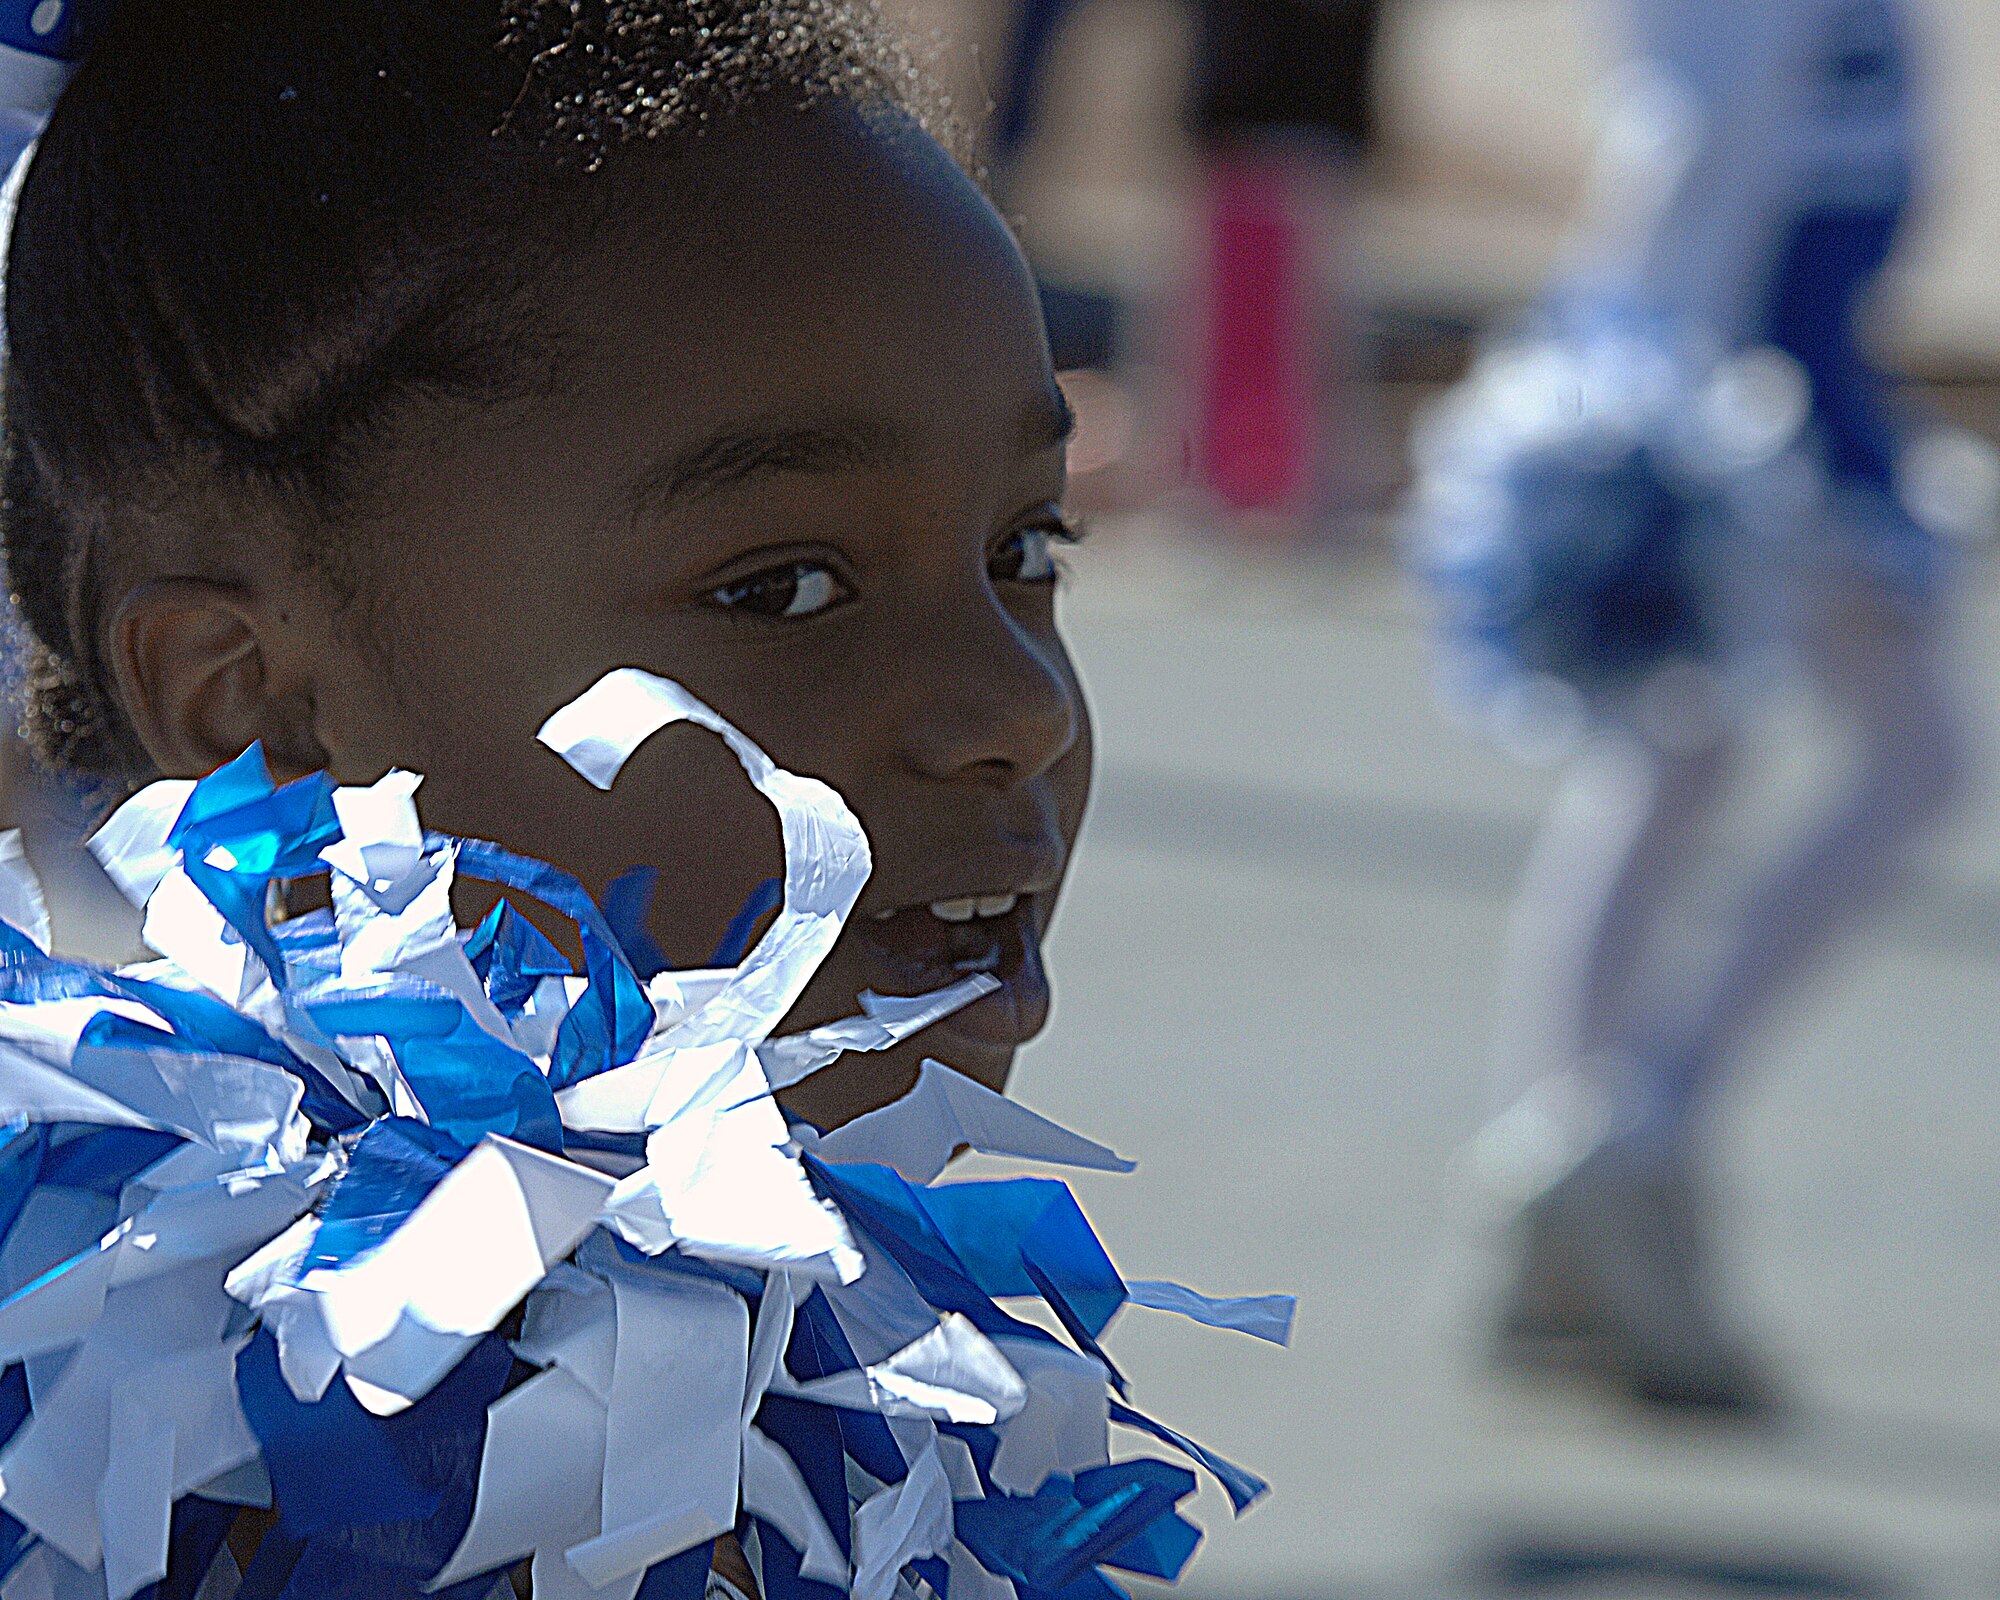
[9,0,1092,1137]
[0,3,1290,1598]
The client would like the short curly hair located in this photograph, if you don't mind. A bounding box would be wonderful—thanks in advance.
[1,0,944,781]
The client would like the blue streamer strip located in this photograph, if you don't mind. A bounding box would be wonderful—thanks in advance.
[444,836,651,1090]
[709,877,782,969]
[1107,1402,1267,1514]
[170,748,341,988]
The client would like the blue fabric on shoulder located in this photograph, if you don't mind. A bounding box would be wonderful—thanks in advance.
[0,0,120,60]
[1762,201,1909,491]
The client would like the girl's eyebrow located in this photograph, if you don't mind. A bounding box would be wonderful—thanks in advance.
[626,391,1074,524]
[626,413,914,519]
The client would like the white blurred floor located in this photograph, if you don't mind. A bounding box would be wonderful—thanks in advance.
[1001,528,2000,1600]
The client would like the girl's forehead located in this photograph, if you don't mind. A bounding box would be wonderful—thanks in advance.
[531,113,1050,438]
[555,106,1023,324]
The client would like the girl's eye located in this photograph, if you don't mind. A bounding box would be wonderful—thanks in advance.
[990,520,1080,585]
[706,560,852,619]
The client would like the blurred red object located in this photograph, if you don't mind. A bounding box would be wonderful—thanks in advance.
[1194,153,1316,527]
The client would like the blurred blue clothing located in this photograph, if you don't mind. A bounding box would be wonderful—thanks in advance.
[1412,0,1939,717]
[1604,0,1918,509]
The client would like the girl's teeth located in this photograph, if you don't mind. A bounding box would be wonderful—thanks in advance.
[928,894,1018,923]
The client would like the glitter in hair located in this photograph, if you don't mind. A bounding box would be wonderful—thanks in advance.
[498,0,953,167]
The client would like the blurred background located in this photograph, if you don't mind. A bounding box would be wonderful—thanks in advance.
[11,1,2000,1596]
[885,0,2000,1596]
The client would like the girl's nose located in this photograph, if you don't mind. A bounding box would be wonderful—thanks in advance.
[897,609,1081,788]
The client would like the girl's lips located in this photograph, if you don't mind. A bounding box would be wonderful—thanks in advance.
[851,900,1052,1048]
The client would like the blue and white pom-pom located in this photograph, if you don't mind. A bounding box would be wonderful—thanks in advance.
[0,667,1292,1600]
[1405,308,1825,755]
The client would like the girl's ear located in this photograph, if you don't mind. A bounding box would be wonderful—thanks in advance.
[105,578,330,781]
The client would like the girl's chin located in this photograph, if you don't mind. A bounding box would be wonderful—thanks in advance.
[902,1025,1019,1097]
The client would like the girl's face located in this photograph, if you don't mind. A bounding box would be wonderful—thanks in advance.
[291,107,1092,1128]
